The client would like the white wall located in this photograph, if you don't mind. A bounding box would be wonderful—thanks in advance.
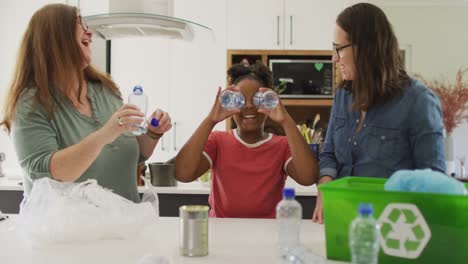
[0,0,66,172]
[382,5,468,172]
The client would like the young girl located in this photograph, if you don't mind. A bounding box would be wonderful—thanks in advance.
[175,61,318,218]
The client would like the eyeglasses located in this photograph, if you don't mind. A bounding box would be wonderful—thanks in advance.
[78,15,89,32]
[334,43,352,60]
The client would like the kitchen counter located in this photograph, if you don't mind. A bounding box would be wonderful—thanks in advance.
[0,176,318,196]
[1,176,318,216]
[0,215,344,264]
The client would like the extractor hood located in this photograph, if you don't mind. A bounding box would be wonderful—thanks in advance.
[83,0,212,41]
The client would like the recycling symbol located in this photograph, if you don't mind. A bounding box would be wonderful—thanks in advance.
[378,203,431,259]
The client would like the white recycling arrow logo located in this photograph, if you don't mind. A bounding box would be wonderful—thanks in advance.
[378,203,431,259]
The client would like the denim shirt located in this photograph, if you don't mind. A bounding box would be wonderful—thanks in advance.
[319,78,446,179]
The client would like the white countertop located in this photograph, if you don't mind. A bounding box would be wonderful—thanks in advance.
[0,216,343,264]
[0,176,317,196]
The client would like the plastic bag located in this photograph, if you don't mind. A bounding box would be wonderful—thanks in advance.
[137,254,170,264]
[385,169,468,195]
[17,177,158,246]
[140,176,160,217]
[0,210,14,234]
[279,246,326,264]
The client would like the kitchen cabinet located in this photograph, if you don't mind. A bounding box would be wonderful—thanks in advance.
[111,38,176,162]
[227,0,344,50]
[111,0,227,162]
[226,49,339,134]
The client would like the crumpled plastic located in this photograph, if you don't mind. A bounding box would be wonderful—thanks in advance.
[141,176,160,216]
[279,246,326,264]
[17,177,159,246]
[137,254,170,264]
[385,169,468,195]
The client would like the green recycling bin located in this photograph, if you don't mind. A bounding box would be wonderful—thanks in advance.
[319,176,468,264]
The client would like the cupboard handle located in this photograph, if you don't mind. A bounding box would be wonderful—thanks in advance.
[290,15,293,45]
[161,136,166,151]
[173,122,177,151]
[276,16,280,46]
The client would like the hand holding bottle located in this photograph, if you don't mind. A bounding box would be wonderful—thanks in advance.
[207,86,241,124]
[97,104,144,145]
[256,88,289,126]
[146,109,172,136]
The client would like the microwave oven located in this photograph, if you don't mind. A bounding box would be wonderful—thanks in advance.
[269,59,334,98]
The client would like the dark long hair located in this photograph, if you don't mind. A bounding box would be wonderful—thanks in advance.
[1,4,121,133]
[337,3,410,110]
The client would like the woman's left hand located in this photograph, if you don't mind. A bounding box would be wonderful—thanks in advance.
[257,88,291,126]
[146,109,172,135]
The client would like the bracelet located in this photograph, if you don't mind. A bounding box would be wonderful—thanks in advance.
[146,130,164,140]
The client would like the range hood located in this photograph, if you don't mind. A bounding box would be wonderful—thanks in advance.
[83,0,212,41]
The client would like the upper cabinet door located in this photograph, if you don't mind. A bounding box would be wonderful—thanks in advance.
[284,0,344,50]
[227,0,284,50]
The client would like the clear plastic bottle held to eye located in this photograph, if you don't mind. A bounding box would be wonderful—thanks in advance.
[219,90,245,110]
[254,91,279,109]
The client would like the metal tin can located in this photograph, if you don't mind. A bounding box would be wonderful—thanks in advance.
[179,205,209,257]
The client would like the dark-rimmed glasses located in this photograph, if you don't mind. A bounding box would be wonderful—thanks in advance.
[78,15,89,32]
[334,43,352,60]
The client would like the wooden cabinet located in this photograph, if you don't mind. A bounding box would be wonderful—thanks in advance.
[226,49,340,134]
[227,0,344,50]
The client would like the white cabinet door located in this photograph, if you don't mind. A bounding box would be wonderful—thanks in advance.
[227,0,344,50]
[111,38,174,162]
[110,0,227,162]
[284,0,344,50]
[169,0,228,156]
[227,0,284,50]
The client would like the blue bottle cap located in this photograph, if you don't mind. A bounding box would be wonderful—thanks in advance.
[283,188,295,199]
[151,118,159,127]
[133,85,143,93]
[358,203,373,216]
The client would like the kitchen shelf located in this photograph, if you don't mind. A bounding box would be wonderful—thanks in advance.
[226,49,338,133]
[282,98,333,107]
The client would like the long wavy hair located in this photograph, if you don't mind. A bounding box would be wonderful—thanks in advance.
[337,3,410,110]
[1,3,121,133]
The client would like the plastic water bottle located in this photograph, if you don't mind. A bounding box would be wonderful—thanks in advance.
[253,91,279,109]
[349,203,380,264]
[276,188,302,256]
[219,90,245,110]
[128,85,147,136]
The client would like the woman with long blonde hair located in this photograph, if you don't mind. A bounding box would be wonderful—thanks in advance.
[0,4,172,202]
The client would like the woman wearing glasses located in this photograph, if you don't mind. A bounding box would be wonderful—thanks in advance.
[0,4,172,202]
[312,3,446,223]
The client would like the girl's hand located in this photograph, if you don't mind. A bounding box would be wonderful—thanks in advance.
[257,88,291,126]
[207,86,241,124]
[98,104,144,144]
[147,109,172,135]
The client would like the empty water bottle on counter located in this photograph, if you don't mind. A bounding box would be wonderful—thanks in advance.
[128,85,148,136]
[276,188,302,256]
[349,203,380,264]
[254,91,279,109]
[219,90,245,110]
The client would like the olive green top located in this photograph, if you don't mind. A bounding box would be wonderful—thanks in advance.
[12,81,145,202]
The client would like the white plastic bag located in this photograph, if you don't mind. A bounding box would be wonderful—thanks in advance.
[140,176,160,217]
[18,177,158,246]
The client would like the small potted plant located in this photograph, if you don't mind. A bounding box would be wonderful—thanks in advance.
[416,67,468,175]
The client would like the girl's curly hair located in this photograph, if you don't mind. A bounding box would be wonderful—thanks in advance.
[227,60,273,88]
